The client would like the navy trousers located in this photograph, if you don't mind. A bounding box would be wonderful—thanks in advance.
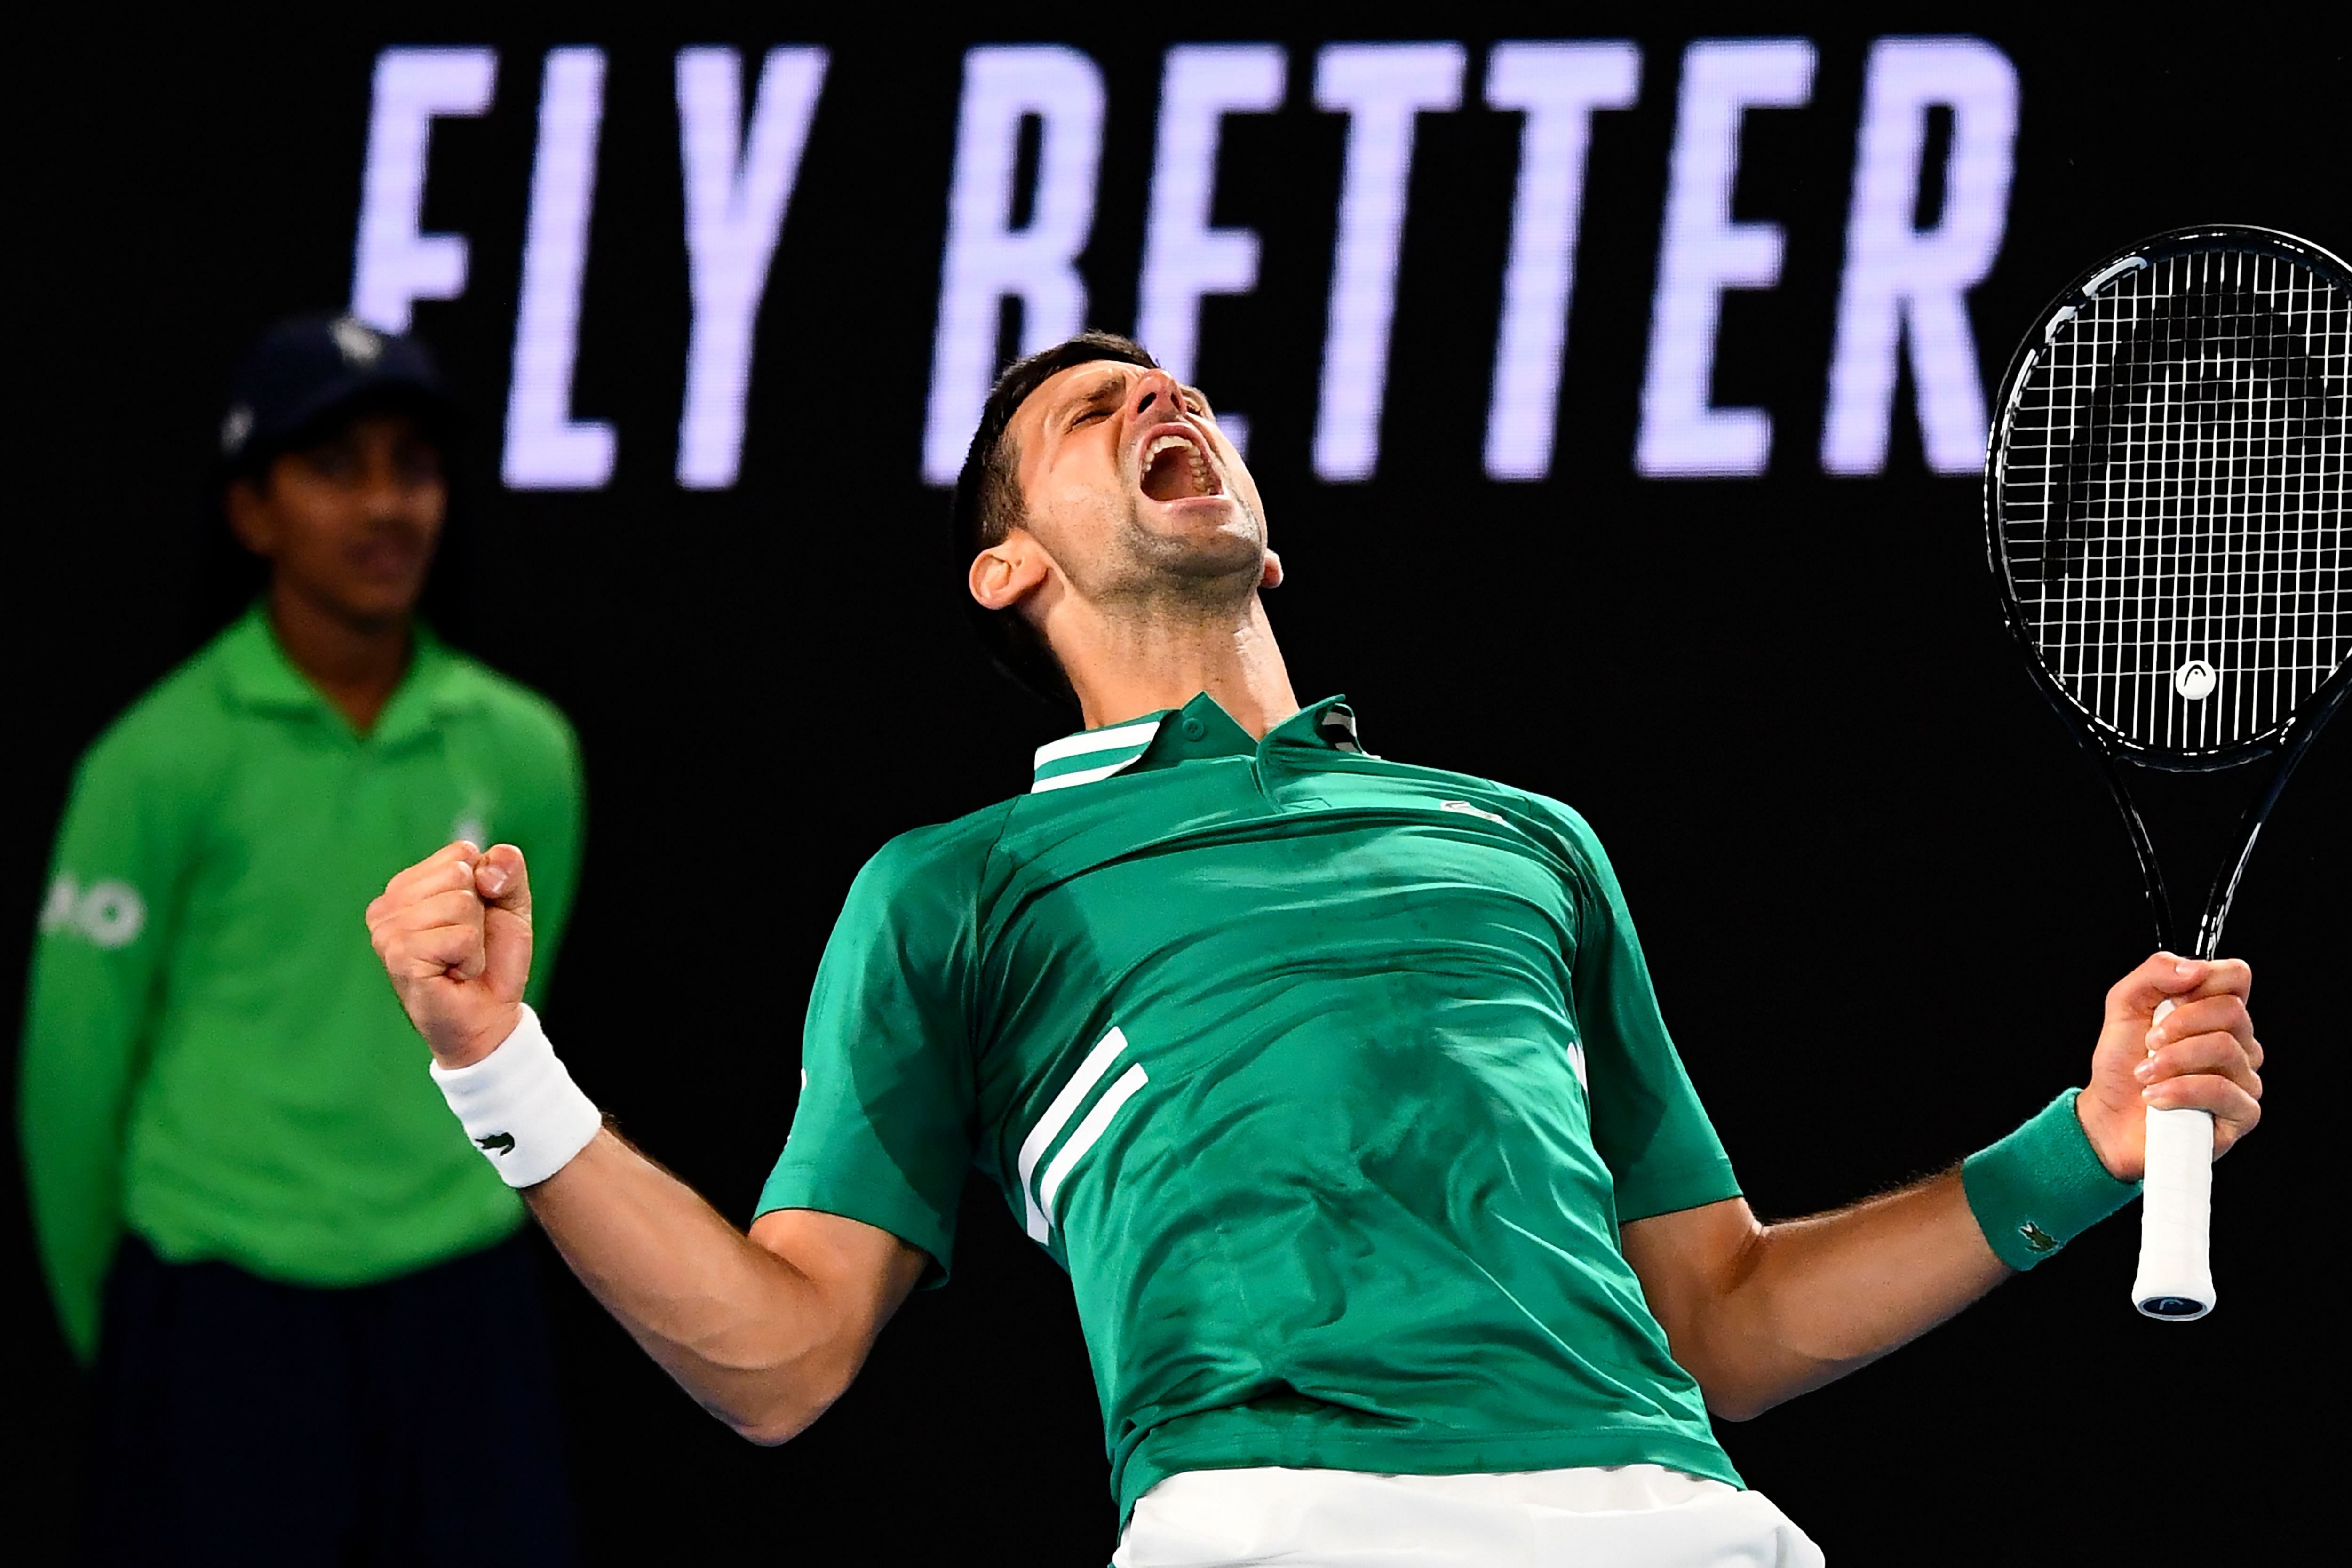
[85,1231,579,1565]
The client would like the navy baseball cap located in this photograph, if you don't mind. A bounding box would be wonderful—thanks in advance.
[219,314,454,475]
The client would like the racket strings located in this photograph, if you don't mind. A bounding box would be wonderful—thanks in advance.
[1998,245,2350,756]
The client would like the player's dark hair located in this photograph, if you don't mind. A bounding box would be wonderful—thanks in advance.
[951,330,1159,710]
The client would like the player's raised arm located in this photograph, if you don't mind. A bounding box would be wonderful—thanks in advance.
[1620,953,2262,1421]
[365,843,927,1443]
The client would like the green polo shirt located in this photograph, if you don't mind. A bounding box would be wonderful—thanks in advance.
[21,606,583,1361]
[761,693,1742,1523]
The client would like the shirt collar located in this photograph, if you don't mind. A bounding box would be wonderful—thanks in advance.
[1030,710,1170,792]
[217,602,479,743]
[1029,693,1366,793]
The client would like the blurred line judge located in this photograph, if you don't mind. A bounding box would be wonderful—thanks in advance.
[19,315,585,1562]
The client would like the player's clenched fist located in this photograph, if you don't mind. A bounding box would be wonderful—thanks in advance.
[366,840,534,1069]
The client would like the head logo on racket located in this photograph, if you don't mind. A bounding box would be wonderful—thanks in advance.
[2172,660,2218,702]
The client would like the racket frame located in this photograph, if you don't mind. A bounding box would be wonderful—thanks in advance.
[1986,223,2352,955]
[1982,223,2352,1318]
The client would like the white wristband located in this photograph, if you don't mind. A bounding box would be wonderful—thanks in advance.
[429,1005,602,1187]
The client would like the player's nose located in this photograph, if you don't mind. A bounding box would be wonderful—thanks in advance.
[1129,369,1184,424]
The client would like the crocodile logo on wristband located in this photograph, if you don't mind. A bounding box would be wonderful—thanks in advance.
[2018,1221,2058,1253]
[477,1131,517,1156]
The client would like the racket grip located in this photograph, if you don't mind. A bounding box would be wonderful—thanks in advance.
[2131,1105,2216,1319]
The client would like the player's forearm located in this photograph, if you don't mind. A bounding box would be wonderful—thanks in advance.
[524,1129,866,1443]
[1669,1171,2005,1419]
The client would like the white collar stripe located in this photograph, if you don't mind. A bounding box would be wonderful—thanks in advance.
[1031,759,1142,793]
[1032,716,1165,770]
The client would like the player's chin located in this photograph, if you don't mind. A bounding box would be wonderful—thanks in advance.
[1143,496,1268,560]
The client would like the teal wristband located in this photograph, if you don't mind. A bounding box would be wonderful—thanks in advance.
[1961,1089,2141,1271]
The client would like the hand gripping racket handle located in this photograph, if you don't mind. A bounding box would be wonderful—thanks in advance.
[2130,1000,2216,1320]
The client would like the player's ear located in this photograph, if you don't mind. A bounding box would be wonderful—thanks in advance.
[1260,549,1284,589]
[969,530,1051,612]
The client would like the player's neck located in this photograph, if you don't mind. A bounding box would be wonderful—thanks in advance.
[266,581,414,735]
[1065,593,1300,739]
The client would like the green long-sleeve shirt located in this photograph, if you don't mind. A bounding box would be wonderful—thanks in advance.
[20,606,583,1361]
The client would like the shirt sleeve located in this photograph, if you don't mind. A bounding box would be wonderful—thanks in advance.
[755,827,984,1280]
[1545,801,1740,1224]
[18,729,191,1363]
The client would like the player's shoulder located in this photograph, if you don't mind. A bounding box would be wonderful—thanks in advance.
[1373,751,1603,840]
[1492,779,1613,868]
[1499,784,1606,854]
[825,797,1022,950]
[1380,753,1616,873]
[857,796,1024,894]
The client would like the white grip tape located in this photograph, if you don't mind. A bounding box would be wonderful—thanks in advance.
[429,1005,602,1187]
[2132,1108,2215,1318]
[2130,1000,2216,1320]
[2136,1001,2220,1316]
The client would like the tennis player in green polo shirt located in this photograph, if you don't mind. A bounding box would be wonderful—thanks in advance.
[23,316,582,1561]
[366,333,2265,1566]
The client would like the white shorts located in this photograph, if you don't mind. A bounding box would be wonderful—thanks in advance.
[1113,1464,1825,1567]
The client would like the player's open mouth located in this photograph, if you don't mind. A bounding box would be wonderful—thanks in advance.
[1138,429,1223,503]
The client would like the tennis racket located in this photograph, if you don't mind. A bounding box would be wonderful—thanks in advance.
[1985,224,2351,1321]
